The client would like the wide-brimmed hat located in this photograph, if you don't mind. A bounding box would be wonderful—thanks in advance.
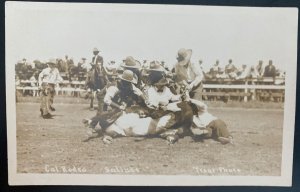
[155,78,168,86]
[148,61,165,72]
[46,58,57,65]
[177,48,192,66]
[118,70,138,84]
[93,48,100,53]
[121,56,141,69]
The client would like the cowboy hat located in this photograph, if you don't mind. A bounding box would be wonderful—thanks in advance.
[46,58,57,65]
[93,48,100,52]
[121,56,141,69]
[118,70,138,84]
[177,48,192,66]
[155,78,168,86]
[148,61,165,72]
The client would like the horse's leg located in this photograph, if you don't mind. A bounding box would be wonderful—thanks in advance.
[103,123,126,144]
[90,91,94,109]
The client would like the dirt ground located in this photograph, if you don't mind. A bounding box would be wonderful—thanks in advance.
[16,102,283,176]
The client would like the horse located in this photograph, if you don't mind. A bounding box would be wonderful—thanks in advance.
[86,100,194,144]
[85,65,107,110]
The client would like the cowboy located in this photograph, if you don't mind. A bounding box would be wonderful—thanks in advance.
[188,98,234,144]
[174,48,204,100]
[121,56,142,87]
[85,48,106,111]
[144,77,193,143]
[83,70,146,132]
[38,58,63,119]
[146,61,166,85]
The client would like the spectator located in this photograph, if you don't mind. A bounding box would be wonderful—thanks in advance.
[108,60,116,66]
[61,55,70,73]
[80,58,92,72]
[208,60,219,79]
[247,66,259,79]
[236,64,248,79]
[264,60,276,78]
[29,72,38,96]
[256,60,264,77]
[225,59,238,79]
[216,67,228,79]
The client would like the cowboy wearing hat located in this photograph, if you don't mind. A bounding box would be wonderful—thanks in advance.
[121,56,142,87]
[174,48,204,100]
[38,58,63,119]
[83,70,146,131]
[145,77,194,143]
[146,61,166,85]
[146,78,181,112]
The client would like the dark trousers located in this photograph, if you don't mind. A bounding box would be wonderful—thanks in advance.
[90,108,122,129]
[204,119,230,139]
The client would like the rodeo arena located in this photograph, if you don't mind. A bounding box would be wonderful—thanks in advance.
[16,48,285,175]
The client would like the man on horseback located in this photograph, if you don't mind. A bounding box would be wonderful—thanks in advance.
[85,48,106,111]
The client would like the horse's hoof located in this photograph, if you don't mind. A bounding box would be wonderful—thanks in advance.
[103,135,113,144]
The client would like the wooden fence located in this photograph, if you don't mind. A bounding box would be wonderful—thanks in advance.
[16,77,285,102]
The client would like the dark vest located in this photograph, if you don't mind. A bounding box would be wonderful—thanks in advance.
[112,81,139,107]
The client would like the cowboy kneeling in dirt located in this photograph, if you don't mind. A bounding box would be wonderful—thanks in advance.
[188,98,234,145]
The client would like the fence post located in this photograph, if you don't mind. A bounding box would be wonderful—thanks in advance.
[244,80,248,102]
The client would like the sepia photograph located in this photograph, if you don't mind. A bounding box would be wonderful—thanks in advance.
[5,2,297,186]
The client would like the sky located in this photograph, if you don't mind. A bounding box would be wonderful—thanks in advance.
[5,2,298,71]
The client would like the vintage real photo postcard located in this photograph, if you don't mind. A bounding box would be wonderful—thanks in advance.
[5,1,298,186]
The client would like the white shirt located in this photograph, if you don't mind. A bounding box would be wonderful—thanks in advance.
[192,103,217,128]
[147,86,180,108]
[38,67,63,85]
[29,76,37,87]
[81,62,92,71]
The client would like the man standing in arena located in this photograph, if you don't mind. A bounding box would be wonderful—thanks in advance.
[38,58,63,119]
[174,48,204,100]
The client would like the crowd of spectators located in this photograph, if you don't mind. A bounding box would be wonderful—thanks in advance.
[15,57,285,83]
[203,59,285,81]
[15,56,285,102]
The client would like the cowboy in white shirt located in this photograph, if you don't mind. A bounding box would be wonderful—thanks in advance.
[38,58,63,119]
[146,79,181,111]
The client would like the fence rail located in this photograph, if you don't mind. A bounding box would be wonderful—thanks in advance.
[16,77,285,102]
